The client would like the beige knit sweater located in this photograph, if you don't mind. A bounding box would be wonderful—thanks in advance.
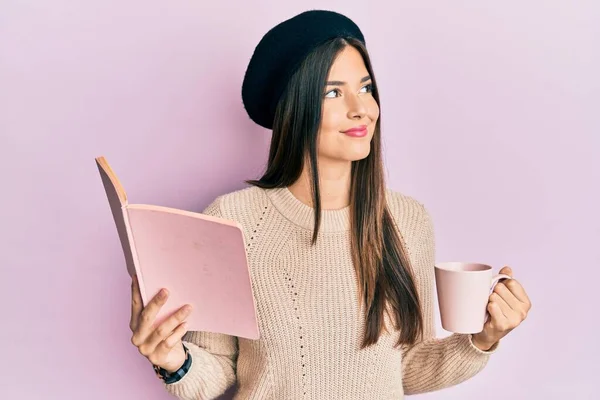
[163,186,498,399]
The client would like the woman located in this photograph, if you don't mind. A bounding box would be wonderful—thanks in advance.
[129,10,531,399]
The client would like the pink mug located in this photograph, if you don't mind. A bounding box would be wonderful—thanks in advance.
[434,262,512,334]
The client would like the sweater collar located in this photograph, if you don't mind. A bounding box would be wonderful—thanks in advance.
[264,187,350,233]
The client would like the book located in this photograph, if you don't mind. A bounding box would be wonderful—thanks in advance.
[95,156,259,340]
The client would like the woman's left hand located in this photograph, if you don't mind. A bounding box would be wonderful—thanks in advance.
[471,266,532,351]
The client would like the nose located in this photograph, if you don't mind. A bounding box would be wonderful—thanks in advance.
[346,93,367,120]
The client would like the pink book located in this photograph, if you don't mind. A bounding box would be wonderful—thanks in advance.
[95,156,259,340]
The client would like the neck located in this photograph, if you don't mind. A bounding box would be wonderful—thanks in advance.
[287,158,352,210]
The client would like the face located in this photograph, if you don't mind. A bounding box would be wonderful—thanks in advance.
[317,45,379,164]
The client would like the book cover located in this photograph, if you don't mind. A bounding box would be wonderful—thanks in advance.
[95,156,259,340]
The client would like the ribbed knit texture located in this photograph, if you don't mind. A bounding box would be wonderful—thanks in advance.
[163,186,498,400]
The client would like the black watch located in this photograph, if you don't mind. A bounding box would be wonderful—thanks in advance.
[153,343,192,384]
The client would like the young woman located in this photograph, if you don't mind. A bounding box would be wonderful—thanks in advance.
[129,10,531,399]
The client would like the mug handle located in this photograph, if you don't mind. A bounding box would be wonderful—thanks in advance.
[483,273,513,323]
[489,273,512,294]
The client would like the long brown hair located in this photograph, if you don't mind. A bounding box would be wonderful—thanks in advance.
[246,37,423,349]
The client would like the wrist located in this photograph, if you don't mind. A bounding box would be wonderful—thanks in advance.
[164,364,184,375]
[471,334,496,351]
[154,344,192,384]
[162,345,186,373]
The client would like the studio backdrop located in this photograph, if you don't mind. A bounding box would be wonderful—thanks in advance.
[1,1,597,399]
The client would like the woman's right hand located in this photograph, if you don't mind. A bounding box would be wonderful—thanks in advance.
[130,274,193,373]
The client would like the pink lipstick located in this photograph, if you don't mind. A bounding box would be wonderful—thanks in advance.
[341,125,368,137]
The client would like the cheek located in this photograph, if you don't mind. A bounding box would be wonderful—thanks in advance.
[320,103,345,132]
[319,97,380,134]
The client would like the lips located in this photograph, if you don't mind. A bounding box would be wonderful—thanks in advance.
[342,125,368,137]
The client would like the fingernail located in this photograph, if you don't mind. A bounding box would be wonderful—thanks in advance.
[160,289,168,298]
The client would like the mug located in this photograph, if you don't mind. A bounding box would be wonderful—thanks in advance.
[434,262,512,334]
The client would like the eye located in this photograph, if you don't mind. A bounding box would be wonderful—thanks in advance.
[324,89,340,98]
[324,83,373,98]
[360,83,373,93]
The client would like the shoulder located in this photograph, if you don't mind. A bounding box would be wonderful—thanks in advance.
[202,185,268,220]
[384,187,434,238]
[385,188,429,221]
[385,189,436,272]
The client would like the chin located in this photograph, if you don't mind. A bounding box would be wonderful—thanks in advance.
[345,148,371,162]
[321,144,372,163]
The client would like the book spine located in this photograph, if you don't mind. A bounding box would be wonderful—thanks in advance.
[122,206,148,307]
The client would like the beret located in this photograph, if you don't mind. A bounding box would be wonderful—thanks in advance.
[241,10,366,130]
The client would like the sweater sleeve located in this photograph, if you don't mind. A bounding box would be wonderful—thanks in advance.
[163,196,239,400]
[400,204,499,395]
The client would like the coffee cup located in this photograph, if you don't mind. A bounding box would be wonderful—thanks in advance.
[434,262,512,334]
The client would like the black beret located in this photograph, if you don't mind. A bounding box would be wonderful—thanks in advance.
[241,10,366,130]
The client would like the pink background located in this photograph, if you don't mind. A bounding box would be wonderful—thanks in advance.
[1,1,598,399]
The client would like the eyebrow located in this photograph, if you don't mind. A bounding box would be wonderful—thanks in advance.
[326,75,372,86]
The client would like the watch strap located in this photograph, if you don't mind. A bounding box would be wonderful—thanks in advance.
[153,343,192,384]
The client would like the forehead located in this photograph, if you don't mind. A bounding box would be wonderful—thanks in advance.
[327,46,369,79]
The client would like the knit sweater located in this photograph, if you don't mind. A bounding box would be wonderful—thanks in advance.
[163,186,498,399]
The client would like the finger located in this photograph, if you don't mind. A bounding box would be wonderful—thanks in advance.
[493,292,523,329]
[491,292,515,318]
[491,291,524,330]
[136,288,170,337]
[493,282,522,311]
[499,266,513,277]
[487,301,509,330]
[154,321,189,360]
[144,305,193,353]
[130,275,143,331]
[504,278,531,305]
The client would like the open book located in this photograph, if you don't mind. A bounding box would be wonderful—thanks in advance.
[95,156,259,340]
